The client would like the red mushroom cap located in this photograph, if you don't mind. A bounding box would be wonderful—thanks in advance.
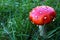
[29,6,56,25]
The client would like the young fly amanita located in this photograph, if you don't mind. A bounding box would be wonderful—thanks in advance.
[29,6,56,38]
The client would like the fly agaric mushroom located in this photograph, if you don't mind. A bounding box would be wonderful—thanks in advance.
[29,6,56,38]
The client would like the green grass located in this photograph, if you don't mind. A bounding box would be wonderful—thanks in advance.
[0,0,60,40]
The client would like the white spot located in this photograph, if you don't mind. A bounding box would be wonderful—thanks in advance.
[53,18,56,21]
[32,10,35,12]
[35,16,38,18]
[35,16,37,17]
[44,17,47,20]
[53,19,55,21]
[40,12,42,14]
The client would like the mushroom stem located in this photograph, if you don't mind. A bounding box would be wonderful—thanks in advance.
[38,25,46,37]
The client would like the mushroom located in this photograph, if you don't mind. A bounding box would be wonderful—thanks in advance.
[29,6,56,38]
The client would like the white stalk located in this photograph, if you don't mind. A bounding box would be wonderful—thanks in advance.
[38,25,46,37]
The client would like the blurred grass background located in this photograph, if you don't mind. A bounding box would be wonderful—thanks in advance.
[0,0,60,40]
